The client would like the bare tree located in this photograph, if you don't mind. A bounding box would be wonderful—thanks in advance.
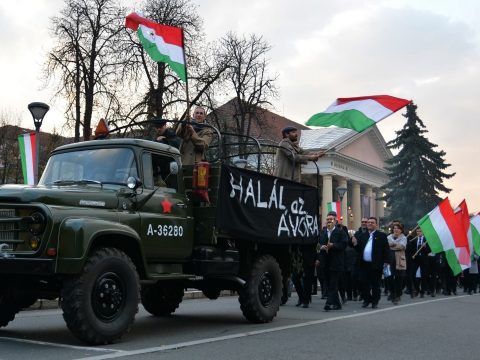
[223,32,277,135]
[211,32,278,158]
[0,111,22,184]
[45,0,126,141]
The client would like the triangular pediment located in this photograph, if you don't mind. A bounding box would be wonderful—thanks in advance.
[337,127,392,169]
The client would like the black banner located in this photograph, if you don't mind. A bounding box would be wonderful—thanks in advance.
[216,165,319,244]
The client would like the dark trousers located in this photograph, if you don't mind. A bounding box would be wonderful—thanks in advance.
[316,266,328,297]
[291,271,307,304]
[326,270,341,307]
[410,256,429,294]
[359,264,382,305]
[389,269,406,300]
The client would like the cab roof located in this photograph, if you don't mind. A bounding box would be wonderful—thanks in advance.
[52,138,181,156]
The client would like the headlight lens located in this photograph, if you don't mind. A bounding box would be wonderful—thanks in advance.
[29,212,46,235]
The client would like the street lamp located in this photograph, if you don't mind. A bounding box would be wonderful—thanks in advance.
[336,186,347,202]
[28,102,49,184]
[336,186,347,225]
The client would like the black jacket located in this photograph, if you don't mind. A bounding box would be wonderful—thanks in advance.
[318,225,348,272]
[354,229,390,270]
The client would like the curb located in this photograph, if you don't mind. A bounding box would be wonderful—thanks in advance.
[27,290,235,311]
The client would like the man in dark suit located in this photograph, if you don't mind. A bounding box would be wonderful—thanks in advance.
[408,227,431,297]
[318,211,348,311]
[352,216,389,309]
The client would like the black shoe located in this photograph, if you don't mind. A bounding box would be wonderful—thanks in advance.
[332,305,342,310]
[324,305,331,311]
[431,292,436,297]
[302,303,309,308]
[295,301,302,307]
[372,303,378,309]
[453,291,457,296]
[361,302,370,308]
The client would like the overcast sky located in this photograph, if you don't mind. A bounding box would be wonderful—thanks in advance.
[0,0,479,211]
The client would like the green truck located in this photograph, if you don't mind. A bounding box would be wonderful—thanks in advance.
[0,136,319,345]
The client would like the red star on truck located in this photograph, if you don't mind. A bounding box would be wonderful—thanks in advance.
[161,198,172,213]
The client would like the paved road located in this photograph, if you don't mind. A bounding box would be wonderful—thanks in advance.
[0,292,477,360]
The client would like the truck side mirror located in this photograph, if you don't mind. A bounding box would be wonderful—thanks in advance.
[169,161,179,175]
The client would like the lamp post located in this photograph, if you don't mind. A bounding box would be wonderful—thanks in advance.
[336,186,347,202]
[28,102,49,184]
[336,186,347,224]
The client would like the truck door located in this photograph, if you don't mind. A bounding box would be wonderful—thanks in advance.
[139,152,193,261]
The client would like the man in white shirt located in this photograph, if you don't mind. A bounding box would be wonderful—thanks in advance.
[352,217,389,309]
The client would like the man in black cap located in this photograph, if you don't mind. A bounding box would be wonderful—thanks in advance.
[274,126,321,182]
[152,119,180,149]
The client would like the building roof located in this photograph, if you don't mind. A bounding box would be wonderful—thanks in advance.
[299,127,357,150]
[208,98,307,143]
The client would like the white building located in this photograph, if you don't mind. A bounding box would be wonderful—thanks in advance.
[300,126,392,229]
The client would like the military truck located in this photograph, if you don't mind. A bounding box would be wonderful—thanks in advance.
[0,134,319,345]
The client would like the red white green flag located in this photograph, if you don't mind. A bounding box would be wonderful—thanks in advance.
[454,199,473,260]
[418,198,468,275]
[326,201,341,219]
[306,95,411,132]
[125,12,187,82]
[470,214,480,256]
[18,133,36,185]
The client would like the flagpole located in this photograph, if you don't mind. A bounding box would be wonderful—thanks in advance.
[182,28,190,122]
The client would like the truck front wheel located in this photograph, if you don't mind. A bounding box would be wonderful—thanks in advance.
[61,248,140,345]
[239,255,282,323]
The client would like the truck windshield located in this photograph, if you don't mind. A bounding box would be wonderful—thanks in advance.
[39,147,138,186]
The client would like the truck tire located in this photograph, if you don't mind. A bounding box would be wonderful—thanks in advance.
[61,247,140,345]
[239,255,282,323]
[141,283,184,316]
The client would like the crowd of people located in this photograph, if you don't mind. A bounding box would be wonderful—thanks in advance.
[285,212,480,311]
[93,112,479,311]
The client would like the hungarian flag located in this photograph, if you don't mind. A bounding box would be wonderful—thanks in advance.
[306,95,411,132]
[454,199,473,260]
[470,214,480,256]
[18,133,37,185]
[417,198,468,275]
[125,12,187,82]
[326,201,341,219]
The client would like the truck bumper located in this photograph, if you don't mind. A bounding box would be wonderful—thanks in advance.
[0,257,55,275]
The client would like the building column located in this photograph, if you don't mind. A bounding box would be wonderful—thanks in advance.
[321,174,333,226]
[364,185,373,217]
[351,182,361,230]
[375,190,385,218]
[337,178,348,226]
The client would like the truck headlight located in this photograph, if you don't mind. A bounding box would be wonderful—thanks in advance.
[29,212,46,235]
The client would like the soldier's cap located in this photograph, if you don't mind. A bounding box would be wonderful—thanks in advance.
[281,126,297,135]
[152,119,167,128]
[327,211,337,217]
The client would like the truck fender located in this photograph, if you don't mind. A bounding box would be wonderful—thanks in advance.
[55,217,144,274]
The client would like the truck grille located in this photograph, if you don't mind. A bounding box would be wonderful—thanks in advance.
[0,209,15,250]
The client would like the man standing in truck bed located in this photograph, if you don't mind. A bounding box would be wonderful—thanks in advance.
[274,126,320,182]
[177,106,214,165]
